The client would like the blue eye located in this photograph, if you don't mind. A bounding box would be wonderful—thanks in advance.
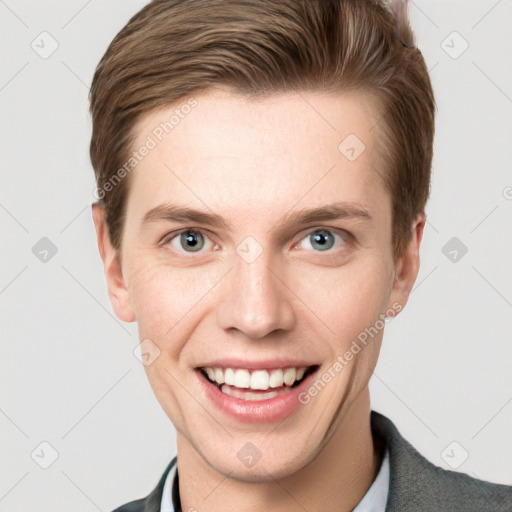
[298,229,341,251]
[162,227,346,255]
[171,230,207,252]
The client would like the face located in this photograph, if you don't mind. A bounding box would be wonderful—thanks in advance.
[94,87,423,481]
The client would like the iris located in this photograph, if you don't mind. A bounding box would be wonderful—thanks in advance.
[180,230,204,252]
[309,230,335,251]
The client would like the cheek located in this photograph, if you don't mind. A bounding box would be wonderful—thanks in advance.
[126,256,223,343]
[295,258,392,346]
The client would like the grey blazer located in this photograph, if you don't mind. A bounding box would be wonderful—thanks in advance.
[113,410,512,511]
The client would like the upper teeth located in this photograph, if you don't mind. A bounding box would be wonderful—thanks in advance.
[203,366,307,391]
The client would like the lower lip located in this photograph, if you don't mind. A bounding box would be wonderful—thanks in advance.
[196,369,318,423]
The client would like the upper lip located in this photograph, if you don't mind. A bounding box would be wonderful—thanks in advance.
[196,358,319,370]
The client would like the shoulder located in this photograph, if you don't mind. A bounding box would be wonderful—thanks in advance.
[371,411,512,512]
[111,457,177,512]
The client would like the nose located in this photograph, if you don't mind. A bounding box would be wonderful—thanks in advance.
[216,251,296,339]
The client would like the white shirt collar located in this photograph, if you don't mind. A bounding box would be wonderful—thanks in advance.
[353,447,390,512]
[160,462,176,512]
[161,448,390,512]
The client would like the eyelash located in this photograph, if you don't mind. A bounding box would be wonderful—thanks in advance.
[160,227,351,255]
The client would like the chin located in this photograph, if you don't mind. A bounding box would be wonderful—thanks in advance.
[197,434,320,483]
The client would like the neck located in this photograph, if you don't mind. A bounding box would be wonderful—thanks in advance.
[177,390,381,512]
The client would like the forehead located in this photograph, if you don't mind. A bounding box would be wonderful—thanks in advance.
[125,88,388,224]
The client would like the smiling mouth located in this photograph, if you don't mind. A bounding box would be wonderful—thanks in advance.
[198,365,319,401]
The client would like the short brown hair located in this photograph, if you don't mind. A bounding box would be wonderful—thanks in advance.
[89,0,436,261]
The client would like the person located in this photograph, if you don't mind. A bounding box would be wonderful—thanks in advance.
[88,0,512,510]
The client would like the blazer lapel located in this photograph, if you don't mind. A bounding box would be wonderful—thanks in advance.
[132,457,177,512]
[371,410,448,511]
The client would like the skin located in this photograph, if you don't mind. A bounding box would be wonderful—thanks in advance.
[93,87,424,512]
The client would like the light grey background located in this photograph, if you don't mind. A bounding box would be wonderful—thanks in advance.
[1,0,511,510]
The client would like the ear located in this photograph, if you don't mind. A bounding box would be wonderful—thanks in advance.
[92,204,136,323]
[386,213,426,316]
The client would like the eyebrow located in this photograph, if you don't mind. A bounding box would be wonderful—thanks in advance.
[141,201,373,234]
